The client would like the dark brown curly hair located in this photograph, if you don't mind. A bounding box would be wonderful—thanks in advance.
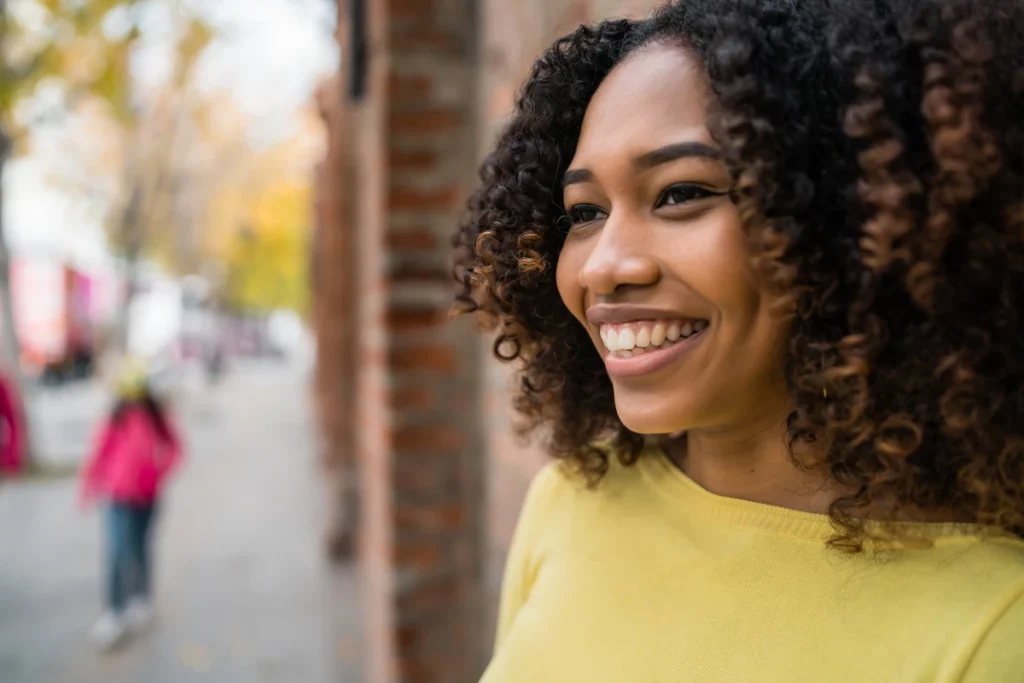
[452,0,1024,547]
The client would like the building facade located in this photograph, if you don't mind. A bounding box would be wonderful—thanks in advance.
[313,2,659,681]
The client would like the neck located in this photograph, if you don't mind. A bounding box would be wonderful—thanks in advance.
[664,405,839,515]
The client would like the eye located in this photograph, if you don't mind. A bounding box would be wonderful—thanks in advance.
[566,203,607,226]
[656,183,722,208]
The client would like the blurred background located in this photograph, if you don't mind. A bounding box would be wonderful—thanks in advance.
[0,1,656,682]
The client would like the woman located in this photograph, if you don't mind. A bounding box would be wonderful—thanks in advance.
[80,359,183,650]
[0,370,25,476]
[454,0,1024,680]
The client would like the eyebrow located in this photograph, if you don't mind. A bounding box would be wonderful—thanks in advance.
[562,168,594,187]
[635,141,720,169]
[562,141,721,187]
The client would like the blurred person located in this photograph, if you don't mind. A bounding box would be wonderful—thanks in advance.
[454,0,1024,680]
[0,370,26,476]
[79,358,183,651]
[205,341,226,386]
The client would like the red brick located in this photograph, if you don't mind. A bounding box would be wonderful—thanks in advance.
[393,540,442,569]
[391,387,435,410]
[361,346,387,366]
[390,108,463,133]
[398,654,465,683]
[396,624,420,651]
[389,148,437,171]
[394,465,445,494]
[389,186,459,212]
[393,426,464,454]
[390,345,456,372]
[450,537,476,570]
[385,306,445,331]
[397,657,432,683]
[389,0,436,20]
[395,503,467,532]
[399,29,462,54]
[386,230,437,251]
[389,72,432,99]
[396,577,461,615]
[388,265,450,285]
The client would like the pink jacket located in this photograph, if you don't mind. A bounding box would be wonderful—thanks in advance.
[0,373,25,475]
[80,406,183,505]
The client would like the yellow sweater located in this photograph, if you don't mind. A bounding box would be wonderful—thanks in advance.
[482,451,1024,682]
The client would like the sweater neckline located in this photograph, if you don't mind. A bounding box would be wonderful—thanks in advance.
[637,447,1012,547]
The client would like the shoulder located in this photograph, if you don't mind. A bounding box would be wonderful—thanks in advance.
[523,451,648,505]
[931,534,1024,588]
[515,461,573,533]
[947,563,1024,681]
[515,453,652,543]
[895,534,1024,681]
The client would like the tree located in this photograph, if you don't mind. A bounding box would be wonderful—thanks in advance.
[198,104,323,316]
[0,0,140,461]
[222,181,312,315]
[105,8,212,350]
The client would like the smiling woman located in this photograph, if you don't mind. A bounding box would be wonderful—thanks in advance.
[556,46,784,437]
[454,0,1024,681]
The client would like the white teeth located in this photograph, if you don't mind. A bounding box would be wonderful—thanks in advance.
[601,319,709,357]
[635,327,651,348]
[651,323,666,347]
[618,328,636,350]
[604,328,620,351]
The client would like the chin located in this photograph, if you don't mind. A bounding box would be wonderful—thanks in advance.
[613,393,696,436]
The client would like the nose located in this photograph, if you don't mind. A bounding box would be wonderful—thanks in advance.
[578,217,661,297]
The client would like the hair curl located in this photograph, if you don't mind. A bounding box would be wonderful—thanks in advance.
[453,0,1024,548]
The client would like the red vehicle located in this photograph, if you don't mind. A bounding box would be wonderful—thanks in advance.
[9,258,111,382]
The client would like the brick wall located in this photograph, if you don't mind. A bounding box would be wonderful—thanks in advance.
[386,1,486,681]
[313,40,359,559]
[317,1,659,682]
[352,0,393,678]
[332,1,488,682]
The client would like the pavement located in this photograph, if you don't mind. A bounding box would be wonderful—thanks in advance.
[0,359,363,683]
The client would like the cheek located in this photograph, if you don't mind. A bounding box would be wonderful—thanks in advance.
[690,212,789,369]
[555,243,587,322]
[712,231,762,314]
[668,207,761,314]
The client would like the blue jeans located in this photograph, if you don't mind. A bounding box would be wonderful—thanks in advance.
[105,501,157,613]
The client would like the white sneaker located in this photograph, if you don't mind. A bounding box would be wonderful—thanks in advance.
[124,598,155,632]
[90,611,126,651]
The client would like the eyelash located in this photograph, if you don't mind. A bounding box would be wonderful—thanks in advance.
[658,183,721,207]
[566,204,605,225]
[565,183,723,228]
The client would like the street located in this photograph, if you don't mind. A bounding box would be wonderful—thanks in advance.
[0,360,362,683]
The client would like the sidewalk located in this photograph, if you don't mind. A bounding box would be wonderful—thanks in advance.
[0,361,362,683]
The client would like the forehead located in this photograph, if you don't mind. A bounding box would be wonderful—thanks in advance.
[572,43,712,166]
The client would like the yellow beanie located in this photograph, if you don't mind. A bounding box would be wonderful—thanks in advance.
[116,357,149,401]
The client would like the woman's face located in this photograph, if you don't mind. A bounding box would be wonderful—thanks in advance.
[556,43,790,435]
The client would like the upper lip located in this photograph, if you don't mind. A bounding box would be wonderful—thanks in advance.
[585,304,698,325]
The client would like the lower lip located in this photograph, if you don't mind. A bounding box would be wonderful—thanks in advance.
[603,329,706,379]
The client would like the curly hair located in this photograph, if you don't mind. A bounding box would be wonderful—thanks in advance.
[452,0,1024,548]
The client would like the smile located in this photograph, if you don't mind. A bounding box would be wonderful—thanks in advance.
[598,318,708,378]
